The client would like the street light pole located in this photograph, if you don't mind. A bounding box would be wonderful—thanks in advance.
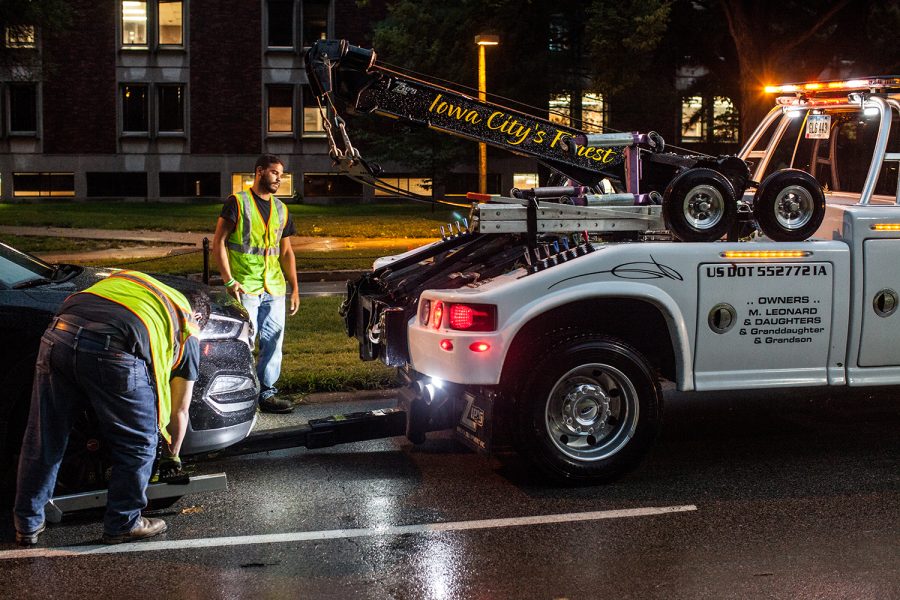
[475,34,498,195]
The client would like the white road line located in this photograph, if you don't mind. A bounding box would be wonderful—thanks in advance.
[1,504,697,560]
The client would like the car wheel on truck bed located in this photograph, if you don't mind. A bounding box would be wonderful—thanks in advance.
[663,167,737,242]
[752,169,826,242]
[514,333,662,484]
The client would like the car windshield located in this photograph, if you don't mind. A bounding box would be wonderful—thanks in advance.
[0,242,56,288]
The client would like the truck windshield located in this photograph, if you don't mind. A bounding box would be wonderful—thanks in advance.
[759,107,900,198]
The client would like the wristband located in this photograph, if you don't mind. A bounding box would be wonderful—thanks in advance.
[225,278,236,287]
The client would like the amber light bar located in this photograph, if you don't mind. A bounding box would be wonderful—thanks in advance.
[872,224,900,231]
[765,76,900,95]
[721,250,812,259]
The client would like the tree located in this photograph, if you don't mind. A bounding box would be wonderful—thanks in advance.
[719,0,900,140]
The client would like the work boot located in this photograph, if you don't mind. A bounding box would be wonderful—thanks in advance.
[102,517,167,545]
[15,522,45,547]
[258,395,294,414]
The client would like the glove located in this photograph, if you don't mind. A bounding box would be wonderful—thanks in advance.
[157,455,189,484]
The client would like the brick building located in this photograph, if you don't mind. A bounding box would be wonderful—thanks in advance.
[0,0,429,203]
[0,2,740,203]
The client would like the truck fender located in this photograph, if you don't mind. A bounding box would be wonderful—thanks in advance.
[499,281,695,391]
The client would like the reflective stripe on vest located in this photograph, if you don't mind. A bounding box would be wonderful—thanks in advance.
[79,271,197,442]
[226,190,287,295]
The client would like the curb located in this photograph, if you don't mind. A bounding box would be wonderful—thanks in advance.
[289,388,400,405]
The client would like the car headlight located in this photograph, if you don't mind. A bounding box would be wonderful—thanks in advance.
[200,314,251,346]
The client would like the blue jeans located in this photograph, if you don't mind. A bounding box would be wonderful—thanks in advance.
[14,327,158,537]
[240,292,285,400]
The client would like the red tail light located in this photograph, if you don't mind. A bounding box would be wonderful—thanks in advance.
[447,303,497,331]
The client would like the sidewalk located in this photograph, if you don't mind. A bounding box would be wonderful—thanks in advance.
[1,225,432,276]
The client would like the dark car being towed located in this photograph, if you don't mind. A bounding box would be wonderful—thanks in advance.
[0,241,259,497]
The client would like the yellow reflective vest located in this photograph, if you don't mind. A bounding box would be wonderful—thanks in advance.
[80,271,198,442]
[226,190,287,296]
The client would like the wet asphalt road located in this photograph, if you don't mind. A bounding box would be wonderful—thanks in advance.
[0,386,897,599]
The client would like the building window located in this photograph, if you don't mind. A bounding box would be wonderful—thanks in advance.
[302,85,324,135]
[681,95,739,143]
[304,174,363,197]
[549,92,605,131]
[122,1,148,46]
[122,84,149,132]
[268,0,294,48]
[268,85,294,134]
[87,172,148,197]
[158,85,184,132]
[231,172,295,198]
[302,0,329,47]
[712,96,739,143]
[13,173,75,198]
[548,14,570,52]
[8,84,37,133]
[374,177,432,197]
[160,172,220,197]
[582,93,605,132]
[513,173,539,190]
[158,1,183,45]
[122,0,183,48]
[5,25,36,48]
[549,93,571,127]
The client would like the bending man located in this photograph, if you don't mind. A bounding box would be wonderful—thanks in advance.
[14,270,209,546]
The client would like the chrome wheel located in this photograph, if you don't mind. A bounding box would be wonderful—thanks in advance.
[774,185,815,230]
[544,363,639,462]
[683,184,726,231]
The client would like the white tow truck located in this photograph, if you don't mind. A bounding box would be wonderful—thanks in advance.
[307,44,900,483]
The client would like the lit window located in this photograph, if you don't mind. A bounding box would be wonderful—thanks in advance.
[582,92,604,132]
[232,172,295,198]
[374,177,432,197]
[549,93,571,127]
[158,1,183,45]
[122,84,149,132]
[549,93,604,130]
[302,85,324,135]
[513,173,539,190]
[5,25,35,49]
[158,85,184,132]
[8,84,37,133]
[122,1,148,46]
[268,0,294,48]
[712,96,738,142]
[302,0,329,47]
[268,86,294,133]
[13,173,75,198]
[681,96,704,141]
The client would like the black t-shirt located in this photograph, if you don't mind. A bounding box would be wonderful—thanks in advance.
[220,190,296,238]
[59,293,200,381]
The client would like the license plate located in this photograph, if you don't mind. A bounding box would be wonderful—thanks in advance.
[805,114,831,139]
[455,391,493,453]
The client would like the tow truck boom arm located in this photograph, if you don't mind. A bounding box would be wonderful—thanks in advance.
[305,39,664,187]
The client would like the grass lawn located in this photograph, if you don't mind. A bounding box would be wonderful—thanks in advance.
[64,243,420,274]
[277,296,397,393]
[2,234,181,254]
[0,201,466,238]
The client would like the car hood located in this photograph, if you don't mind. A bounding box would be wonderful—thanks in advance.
[21,264,248,322]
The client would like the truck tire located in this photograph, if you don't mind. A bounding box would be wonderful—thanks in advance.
[752,169,826,242]
[663,168,737,242]
[514,333,662,484]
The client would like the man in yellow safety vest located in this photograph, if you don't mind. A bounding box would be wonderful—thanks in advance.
[13,270,210,546]
[213,154,300,413]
